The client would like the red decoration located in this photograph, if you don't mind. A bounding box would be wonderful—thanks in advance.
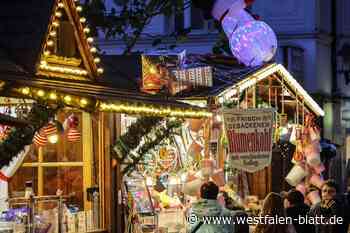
[67,128,81,142]
[68,114,79,128]
[244,0,255,6]
[44,122,57,136]
[33,129,47,147]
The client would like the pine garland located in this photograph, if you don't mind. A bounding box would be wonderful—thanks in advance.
[113,117,162,161]
[113,116,182,175]
[0,102,60,167]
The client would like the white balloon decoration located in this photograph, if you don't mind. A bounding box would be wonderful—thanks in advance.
[212,0,278,67]
[229,20,277,67]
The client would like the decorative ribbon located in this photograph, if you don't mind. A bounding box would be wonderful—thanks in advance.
[0,172,9,182]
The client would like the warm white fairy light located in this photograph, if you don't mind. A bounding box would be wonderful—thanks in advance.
[76,6,83,12]
[90,47,97,53]
[58,2,64,8]
[49,92,57,100]
[55,11,62,18]
[52,21,60,27]
[83,27,90,33]
[99,102,212,118]
[37,90,45,97]
[97,68,104,74]
[47,40,54,47]
[49,31,57,37]
[94,57,100,63]
[64,95,72,103]
[80,17,86,23]
[80,98,88,107]
[87,37,94,43]
[21,87,30,95]
[39,63,88,76]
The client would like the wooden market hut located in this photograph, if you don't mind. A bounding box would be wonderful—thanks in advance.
[0,1,210,232]
[169,54,325,199]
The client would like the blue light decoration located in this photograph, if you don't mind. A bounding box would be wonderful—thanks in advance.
[229,20,277,67]
[212,0,278,67]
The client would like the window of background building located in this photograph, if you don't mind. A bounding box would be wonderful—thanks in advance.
[174,2,216,34]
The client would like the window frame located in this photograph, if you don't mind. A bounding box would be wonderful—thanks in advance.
[18,111,93,210]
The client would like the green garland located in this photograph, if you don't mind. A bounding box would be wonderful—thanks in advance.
[0,102,60,167]
[114,117,162,161]
[113,117,182,175]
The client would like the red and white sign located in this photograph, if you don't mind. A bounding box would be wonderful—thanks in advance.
[223,108,274,173]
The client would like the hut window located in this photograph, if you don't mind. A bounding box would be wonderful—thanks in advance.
[9,111,92,211]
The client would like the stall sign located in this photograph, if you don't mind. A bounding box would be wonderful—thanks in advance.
[223,108,274,173]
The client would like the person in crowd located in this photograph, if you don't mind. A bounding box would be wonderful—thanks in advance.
[188,182,235,233]
[309,179,349,233]
[219,191,249,233]
[284,189,315,233]
[254,192,296,233]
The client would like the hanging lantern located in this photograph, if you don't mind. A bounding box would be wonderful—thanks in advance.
[33,129,47,147]
[67,128,81,142]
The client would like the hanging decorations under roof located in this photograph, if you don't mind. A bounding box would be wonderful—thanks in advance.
[37,0,103,80]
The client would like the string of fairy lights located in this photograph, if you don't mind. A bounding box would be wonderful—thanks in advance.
[39,0,104,77]
[17,87,212,118]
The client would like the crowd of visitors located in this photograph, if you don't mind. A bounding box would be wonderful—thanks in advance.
[188,180,349,233]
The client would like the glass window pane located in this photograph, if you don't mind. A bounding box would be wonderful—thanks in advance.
[23,145,39,163]
[191,7,204,30]
[43,111,83,162]
[43,167,84,209]
[9,167,38,197]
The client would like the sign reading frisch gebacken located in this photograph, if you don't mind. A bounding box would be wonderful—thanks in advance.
[223,108,275,173]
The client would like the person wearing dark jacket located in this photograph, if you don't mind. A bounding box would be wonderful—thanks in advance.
[284,189,315,233]
[309,179,349,233]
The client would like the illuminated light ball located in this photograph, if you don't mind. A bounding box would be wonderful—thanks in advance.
[80,98,88,106]
[229,20,277,67]
[37,89,45,97]
[94,57,100,63]
[97,68,104,74]
[22,87,30,95]
[48,134,59,144]
[64,95,72,103]
[222,9,254,37]
[49,92,57,100]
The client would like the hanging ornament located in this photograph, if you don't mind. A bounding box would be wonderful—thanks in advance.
[33,129,47,147]
[44,122,57,136]
[68,114,79,128]
[211,0,277,67]
[67,128,81,142]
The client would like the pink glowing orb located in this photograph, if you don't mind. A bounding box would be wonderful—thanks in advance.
[229,20,277,67]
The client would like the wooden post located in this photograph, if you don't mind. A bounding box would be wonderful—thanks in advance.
[204,99,213,159]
